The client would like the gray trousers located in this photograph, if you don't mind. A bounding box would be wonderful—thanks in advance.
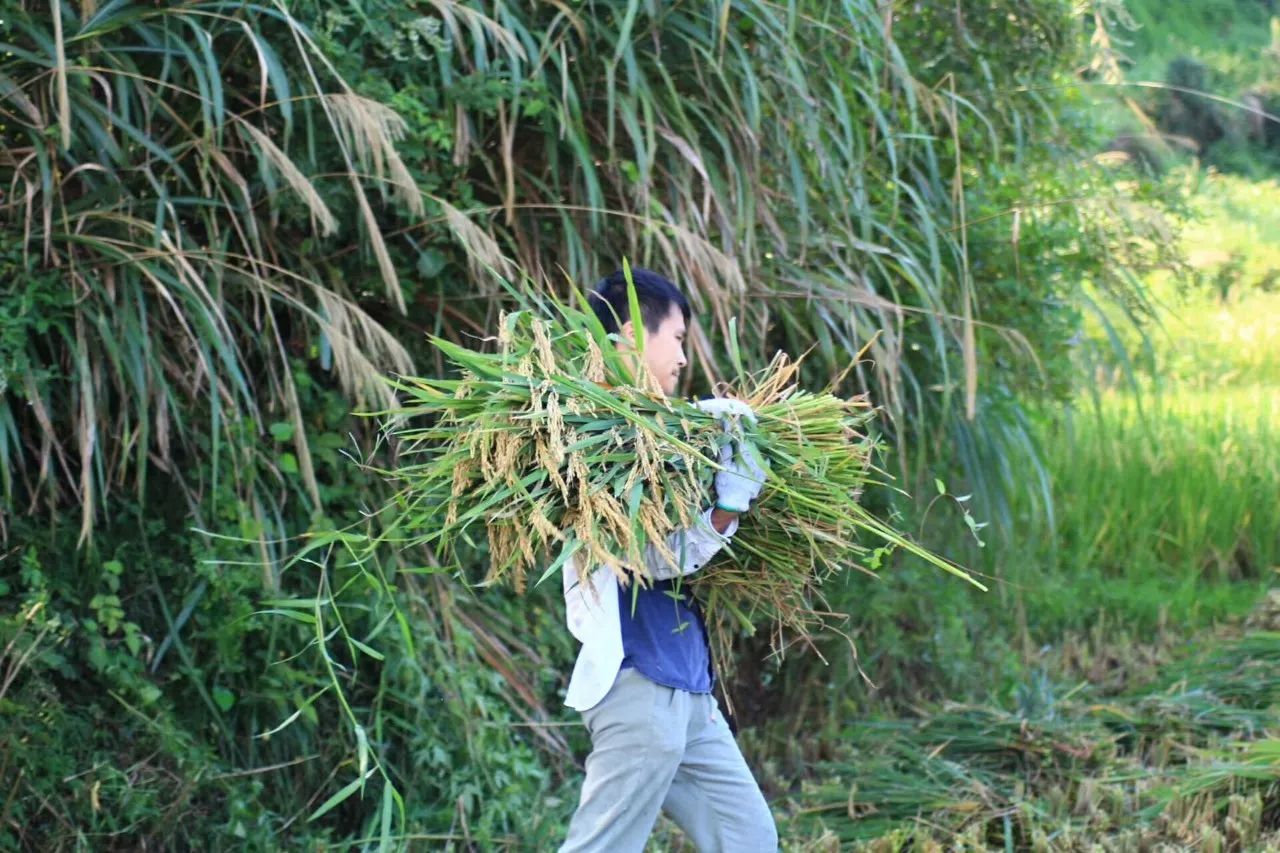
[560,668,778,852]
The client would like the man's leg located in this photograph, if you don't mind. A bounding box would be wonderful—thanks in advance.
[560,669,689,853]
[660,692,777,852]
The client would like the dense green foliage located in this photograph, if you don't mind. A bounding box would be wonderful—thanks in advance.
[1115,0,1280,175]
[4,0,1272,849]
[0,2,421,540]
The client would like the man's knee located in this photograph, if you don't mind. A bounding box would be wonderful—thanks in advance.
[738,791,778,851]
[748,811,778,851]
[723,796,777,851]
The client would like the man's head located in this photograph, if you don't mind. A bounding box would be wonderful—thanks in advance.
[588,267,690,397]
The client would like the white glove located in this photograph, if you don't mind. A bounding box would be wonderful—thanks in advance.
[692,398,767,513]
[691,397,756,425]
[714,436,767,512]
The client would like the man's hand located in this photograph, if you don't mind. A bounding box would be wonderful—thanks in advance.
[713,434,767,513]
[709,506,740,534]
[691,397,755,425]
[692,398,768,513]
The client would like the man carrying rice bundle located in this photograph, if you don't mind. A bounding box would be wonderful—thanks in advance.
[559,268,778,852]
[385,260,977,846]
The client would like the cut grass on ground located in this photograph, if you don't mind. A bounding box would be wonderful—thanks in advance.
[773,619,1280,850]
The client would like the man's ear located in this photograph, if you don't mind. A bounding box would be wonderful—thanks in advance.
[618,319,635,346]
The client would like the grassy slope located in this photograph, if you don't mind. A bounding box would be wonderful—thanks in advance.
[1021,0,1280,657]
[1123,0,1274,87]
[754,214,1280,842]
[713,2,1280,848]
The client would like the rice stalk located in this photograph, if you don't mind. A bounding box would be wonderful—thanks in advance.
[366,287,982,664]
[782,629,1280,845]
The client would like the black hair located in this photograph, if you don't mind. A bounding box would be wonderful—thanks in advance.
[588,267,691,336]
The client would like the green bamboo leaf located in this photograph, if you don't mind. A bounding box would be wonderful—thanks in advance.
[307,767,376,823]
[251,609,317,625]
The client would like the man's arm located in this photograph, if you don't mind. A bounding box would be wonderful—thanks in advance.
[643,505,741,581]
[710,506,739,534]
[638,398,765,581]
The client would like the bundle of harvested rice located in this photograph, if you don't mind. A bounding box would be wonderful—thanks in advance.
[373,288,981,660]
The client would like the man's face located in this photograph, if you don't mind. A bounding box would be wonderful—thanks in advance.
[621,304,688,397]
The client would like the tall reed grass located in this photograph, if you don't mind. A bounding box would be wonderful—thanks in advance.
[993,386,1277,645]
[1056,386,1277,570]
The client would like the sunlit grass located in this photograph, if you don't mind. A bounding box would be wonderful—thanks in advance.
[1123,0,1275,92]
[1047,385,1278,581]
[1156,287,1280,390]
[1082,175,1280,599]
[933,310,1279,679]
[753,5,1280,846]
[1032,268,1280,630]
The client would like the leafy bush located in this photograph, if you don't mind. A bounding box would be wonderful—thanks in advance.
[0,0,1193,846]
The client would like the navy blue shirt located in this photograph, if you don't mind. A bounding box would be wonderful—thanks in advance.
[618,577,713,693]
